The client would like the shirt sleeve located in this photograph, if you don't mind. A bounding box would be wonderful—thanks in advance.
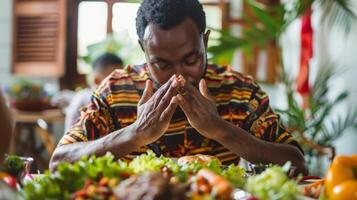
[58,82,117,146]
[244,82,303,153]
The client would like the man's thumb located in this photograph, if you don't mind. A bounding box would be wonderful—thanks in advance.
[138,79,153,106]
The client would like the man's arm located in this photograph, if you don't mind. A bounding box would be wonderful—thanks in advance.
[50,124,142,171]
[0,91,13,162]
[50,75,180,171]
[174,78,308,175]
[210,119,307,175]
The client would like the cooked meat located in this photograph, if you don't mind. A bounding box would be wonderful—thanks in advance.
[114,172,186,200]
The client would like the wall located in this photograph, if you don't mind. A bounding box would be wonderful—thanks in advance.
[327,23,357,155]
[0,0,12,85]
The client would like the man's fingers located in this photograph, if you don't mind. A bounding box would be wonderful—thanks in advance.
[138,79,153,106]
[199,79,208,96]
[157,78,179,112]
[199,79,214,102]
[160,97,178,122]
[178,75,200,103]
[152,75,177,108]
[173,94,191,115]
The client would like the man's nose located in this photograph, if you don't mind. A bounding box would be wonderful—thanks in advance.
[173,64,183,76]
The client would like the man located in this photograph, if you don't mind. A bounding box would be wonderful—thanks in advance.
[64,53,123,131]
[0,90,13,163]
[51,0,307,174]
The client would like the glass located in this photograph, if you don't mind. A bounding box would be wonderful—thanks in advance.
[4,155,34,180]
[20,157,34,178]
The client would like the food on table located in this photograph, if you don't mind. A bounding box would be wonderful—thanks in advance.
[22,153,132,200]
[71,177,119,200]
[0,155,34,190]
[18,151,313,200]
[0,155,25,180]
[114,172,186,200]
[178,154,221,166]
[2,175,18,189]
[22,151,246,200]
[301,179,324,198]
[191,168,233,200]
[245,163,301,200]
[325,154,357,200]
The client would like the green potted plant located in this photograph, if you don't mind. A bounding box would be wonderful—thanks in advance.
[276,65,357,175]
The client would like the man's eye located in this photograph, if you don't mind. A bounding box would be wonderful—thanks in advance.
[184,55,200,66]
[152,62,169,70]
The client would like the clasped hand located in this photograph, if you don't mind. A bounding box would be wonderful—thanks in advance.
[134,75,221,145]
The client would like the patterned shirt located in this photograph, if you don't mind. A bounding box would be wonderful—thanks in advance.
[59,64,302,165]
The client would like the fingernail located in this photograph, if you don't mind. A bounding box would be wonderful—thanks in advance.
[171,79,177,87]
[171,96,177,104]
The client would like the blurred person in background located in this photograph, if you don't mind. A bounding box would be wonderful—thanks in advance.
[64,53,124,131]
[0,90,13,163]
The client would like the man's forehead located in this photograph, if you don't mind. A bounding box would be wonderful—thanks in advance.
[142,18,201,51]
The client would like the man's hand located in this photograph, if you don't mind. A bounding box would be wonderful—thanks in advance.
[173,76,222,139]
[133,75,179,145]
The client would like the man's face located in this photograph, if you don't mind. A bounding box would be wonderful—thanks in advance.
[140,18,209,87]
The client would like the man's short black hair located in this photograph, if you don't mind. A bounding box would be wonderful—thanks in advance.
[136,0,206,40]
[92,53,123,72]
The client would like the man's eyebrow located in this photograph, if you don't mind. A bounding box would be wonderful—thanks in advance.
[183,49,200,59]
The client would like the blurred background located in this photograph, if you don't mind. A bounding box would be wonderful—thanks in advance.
[0,0,356,176]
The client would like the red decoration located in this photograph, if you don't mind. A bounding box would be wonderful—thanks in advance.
[297,7,313,101]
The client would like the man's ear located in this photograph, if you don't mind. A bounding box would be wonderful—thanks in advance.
[203,30,210,49]
[138,39,145,52]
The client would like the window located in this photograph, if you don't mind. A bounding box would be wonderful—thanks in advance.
[112,2,139,40]
[112,2,145,66]
[77,2,108,74]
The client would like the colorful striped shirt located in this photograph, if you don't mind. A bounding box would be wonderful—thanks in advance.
[59,64,302,164]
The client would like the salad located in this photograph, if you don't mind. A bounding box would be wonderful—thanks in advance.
[18,151,302,200]
[245,163,300,200]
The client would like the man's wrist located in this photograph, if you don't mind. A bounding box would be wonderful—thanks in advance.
[202,117,231,141]
[127,122,149,147]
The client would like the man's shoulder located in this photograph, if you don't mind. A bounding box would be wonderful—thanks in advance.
[206,64,258,88]
[106,64,147,82]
